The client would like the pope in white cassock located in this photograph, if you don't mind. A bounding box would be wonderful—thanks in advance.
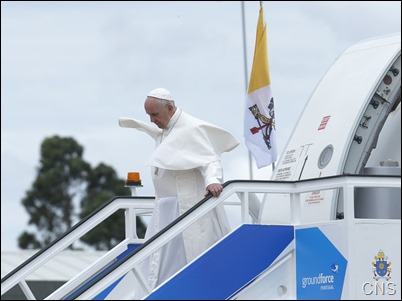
[119,88,239,296]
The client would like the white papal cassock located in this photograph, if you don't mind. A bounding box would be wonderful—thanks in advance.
[119,108,239,294]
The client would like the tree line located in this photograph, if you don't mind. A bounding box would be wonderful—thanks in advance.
[18,135,146,250]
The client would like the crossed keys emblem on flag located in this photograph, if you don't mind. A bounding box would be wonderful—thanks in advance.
[248,97,275,149]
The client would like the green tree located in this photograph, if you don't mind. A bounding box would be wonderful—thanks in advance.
[18,135,146,250]
[79,163,146,250]
[19,136,91,249]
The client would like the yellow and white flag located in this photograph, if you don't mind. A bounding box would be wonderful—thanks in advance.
[244,6,277,169]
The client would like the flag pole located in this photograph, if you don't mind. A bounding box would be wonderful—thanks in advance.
[241,1,254,180]
[258,1,276,173]
[261,1,275,173]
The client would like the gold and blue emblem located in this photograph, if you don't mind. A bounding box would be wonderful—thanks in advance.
[372,249,391,281]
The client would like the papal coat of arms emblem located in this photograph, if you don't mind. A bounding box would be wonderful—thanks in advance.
[372,249,391,281]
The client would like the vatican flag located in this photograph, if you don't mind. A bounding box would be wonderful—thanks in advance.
[244,6,277,169]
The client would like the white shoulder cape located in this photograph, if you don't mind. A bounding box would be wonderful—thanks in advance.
[119,111,239,170]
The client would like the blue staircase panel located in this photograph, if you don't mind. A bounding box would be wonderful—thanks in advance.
[147,224,294,300]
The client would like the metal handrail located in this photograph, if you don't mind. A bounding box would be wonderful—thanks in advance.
[1,175,400,300]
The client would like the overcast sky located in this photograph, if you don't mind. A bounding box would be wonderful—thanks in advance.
[1,1,401,252]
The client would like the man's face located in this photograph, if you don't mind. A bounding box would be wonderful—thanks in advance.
[144,97,172,129]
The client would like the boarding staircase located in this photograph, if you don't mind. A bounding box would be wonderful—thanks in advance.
[1,175,400,300]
